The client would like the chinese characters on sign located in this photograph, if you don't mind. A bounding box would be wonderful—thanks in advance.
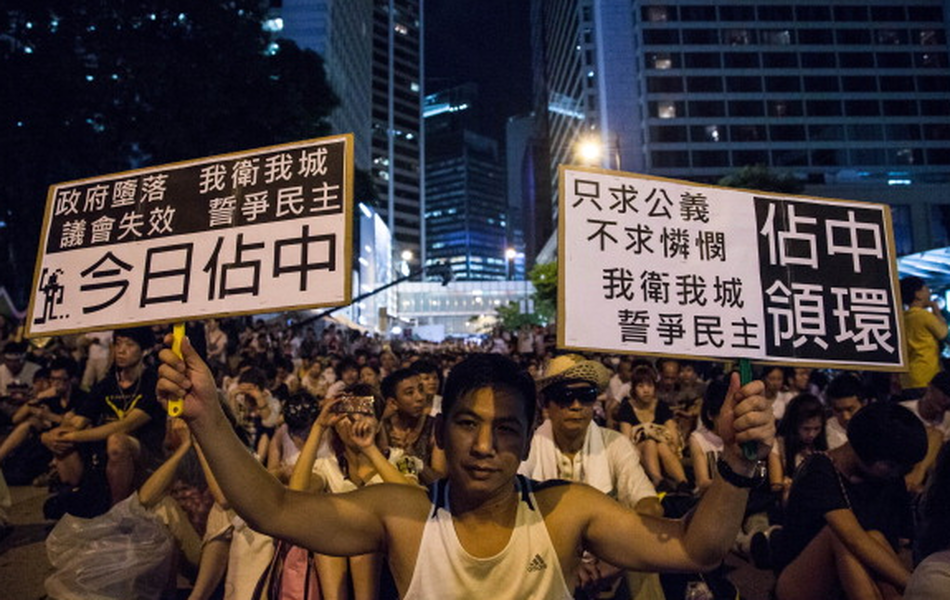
[559,167,903,370]
[28,136,352,337]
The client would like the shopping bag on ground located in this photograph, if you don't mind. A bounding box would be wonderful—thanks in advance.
[45,495,175,600]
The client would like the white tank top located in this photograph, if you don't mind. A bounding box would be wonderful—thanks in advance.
[402,475,573,599]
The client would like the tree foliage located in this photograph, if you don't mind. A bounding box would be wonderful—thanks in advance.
[529,261,557,319]
[717,164,805,195]
[491,261,558,331]
[1,1,339,306]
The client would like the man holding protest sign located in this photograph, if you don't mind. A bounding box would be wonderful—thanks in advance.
[157,335,774,598]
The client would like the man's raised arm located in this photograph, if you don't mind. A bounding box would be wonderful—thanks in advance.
[155,334,388,556]
[581,372,774,572]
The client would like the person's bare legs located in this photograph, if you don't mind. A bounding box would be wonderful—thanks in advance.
[316,553,349,600]
[829,528,883,600]
[776,527,841,600]
[657,441,688,484]
[350,552,382,600]
[188,538,230,600]
[105,433,140,504]
[866,530,905,600]
[636,439,663,485]
[0,419,40,462]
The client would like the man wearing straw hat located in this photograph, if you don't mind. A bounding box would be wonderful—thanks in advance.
[522,354,665,599]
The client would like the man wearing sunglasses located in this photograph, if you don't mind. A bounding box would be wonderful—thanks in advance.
[521,354,665,600]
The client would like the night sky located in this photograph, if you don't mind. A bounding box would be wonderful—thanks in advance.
[425,0,532,141]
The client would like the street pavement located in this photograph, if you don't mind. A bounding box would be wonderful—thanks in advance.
[0,485,776,600]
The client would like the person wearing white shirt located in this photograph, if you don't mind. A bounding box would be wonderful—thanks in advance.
[823,373,867,450]
[900,371,950,494]
[521,354,664,600]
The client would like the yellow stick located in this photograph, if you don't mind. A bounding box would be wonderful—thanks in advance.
[168,323,185,417]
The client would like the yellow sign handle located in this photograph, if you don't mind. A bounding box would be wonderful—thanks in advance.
[168,323,185,417]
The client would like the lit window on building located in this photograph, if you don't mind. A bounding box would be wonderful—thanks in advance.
[394,23,408,35]
[643,6,671,22]
[761,30,792,45]
[650,53,672,69]
[658,102,677,119]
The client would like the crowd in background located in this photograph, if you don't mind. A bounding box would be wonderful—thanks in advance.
[0,274,948,599]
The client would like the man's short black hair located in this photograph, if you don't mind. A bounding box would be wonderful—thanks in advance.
[2,340,27,356]
[900,276,926,306]
[825,373,866,403]
[411,359,443,388]
[848,402,927,471]
[238,367,268,390]
[114,326,154,351]
[381,368,418,401]
[441,354,537,426]
[48,357,78,378]
[335,357,360,380]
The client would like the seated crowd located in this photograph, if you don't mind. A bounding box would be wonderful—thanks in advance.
[0,313,947,600]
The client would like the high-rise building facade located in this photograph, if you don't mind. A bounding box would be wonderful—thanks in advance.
[277,0,425,260]
[533,0,950,256]
[425,85,508,280]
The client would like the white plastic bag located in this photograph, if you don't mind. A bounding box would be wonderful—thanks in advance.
[45,495,174,600]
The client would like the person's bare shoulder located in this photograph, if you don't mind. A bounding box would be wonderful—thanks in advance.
[361,482,434,594]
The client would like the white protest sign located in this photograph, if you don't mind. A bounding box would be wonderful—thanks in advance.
[27,135,353,337]
[558,166,905,370]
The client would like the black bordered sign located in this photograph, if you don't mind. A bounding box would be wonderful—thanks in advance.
[27,135,353,337]
[558,166,905,371]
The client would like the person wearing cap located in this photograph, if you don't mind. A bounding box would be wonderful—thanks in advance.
[771,402,927,599]
[521,354,665,600]
[158,336,775,599]
[42,326,166,514]
[900,371,950,495]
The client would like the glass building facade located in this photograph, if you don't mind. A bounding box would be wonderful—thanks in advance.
[532,0,950,257]
[634,1,950,183]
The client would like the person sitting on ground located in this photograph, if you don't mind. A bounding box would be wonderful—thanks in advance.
[0,358,85,484]
[521,354,664,600]
[906,440,950,599]
[359,363,381,393]
[823,373,867,450]
[325,356,359,399]
[771,402,926,600]
[381,368,445,484]
[689,379,727,496]
[411,359,443,416]
[604,358,633,430]
[617,364,689,492]
[900,371,950,496]
[291,383,421,600]
[226,367,281,462]
[692,379,777,561]
[761,366,795,423]
[0,340,42,426]
[158,340,774,600]
[42,327,165,515]
[136,418,204,575]
[265,391,320,483]
[769,394,827,506]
